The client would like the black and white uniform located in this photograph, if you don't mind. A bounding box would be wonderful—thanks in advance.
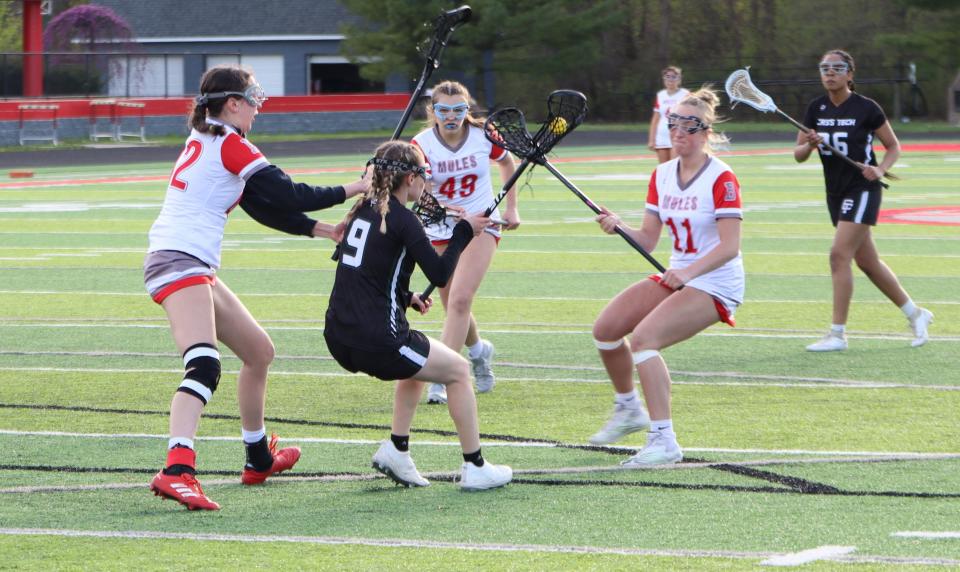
[324,195,474,380]
[802,92,887,226]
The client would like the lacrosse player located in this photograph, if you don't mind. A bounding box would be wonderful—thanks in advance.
[324,141,512,491]
[411,81,519,403]
[648,66,691,163]
[145,65,369,510]
[796,49,933,352]
[590,88,743,467]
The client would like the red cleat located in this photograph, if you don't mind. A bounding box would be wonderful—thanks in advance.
[149,470,221,511]
[241,433,301,485]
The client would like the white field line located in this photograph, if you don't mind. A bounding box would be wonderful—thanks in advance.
[761,546,857,567]
[892,532,960,539]
[3,364,960,391]
[3,291,960,309]
[3,320,960,345]
[1,453,956,495]
[3,430,957,460]
[0,529,956,567]
[3,365,960,392]
[4,246,960,260]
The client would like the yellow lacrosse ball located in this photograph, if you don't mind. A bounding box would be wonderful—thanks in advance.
[549,117,568,135]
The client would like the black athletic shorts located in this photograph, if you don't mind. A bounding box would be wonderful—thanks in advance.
[324,329,431,381]
[826,187,882,227]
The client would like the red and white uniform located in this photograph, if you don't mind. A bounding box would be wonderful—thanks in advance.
[412,124,511,241]
[647,156,744,312]
[148,120,269,269]
[653,88,690,148]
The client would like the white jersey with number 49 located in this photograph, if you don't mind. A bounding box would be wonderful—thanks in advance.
[646,156,744,305]
[148,122,269,269]
[412,124,510,241]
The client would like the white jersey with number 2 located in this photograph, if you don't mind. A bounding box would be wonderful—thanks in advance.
[148,121,269,269]
[412,124,510,241]
[646,156,744,307]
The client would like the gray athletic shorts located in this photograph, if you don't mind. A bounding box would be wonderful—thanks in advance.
[143,250,216,304]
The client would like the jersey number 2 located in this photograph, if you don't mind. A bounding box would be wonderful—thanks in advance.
[665,217,697,254]
[341,219,371,268]
[169,140,203,191]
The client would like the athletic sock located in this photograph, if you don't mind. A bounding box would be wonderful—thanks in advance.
[614,389,641,411]
[390,434,409,452]
[244,436,273,471]
[463,449,485,467]
[900,299,917,319]
[830,324,846,336]
[467,341,484,359]
[650,419,674,436]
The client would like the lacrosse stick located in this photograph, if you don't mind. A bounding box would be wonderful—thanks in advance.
[724,68,894,188]
[417,90,589,301]
[482,92,667,274]
[391,5,471,140]
[333,6,470,263]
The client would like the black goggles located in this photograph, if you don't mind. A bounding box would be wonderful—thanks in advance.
[667,112,709,134]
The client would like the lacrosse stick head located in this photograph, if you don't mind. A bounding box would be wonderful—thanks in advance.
[531,89,588,155]
[412,189,450,229]
[724,68,777,113]
[484,107,537,159]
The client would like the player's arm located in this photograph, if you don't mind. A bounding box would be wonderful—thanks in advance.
[794,104,821,162]
[862,121,900,181]
[595,208,663,253]
[238,192,318,237]
[244,165,367,212]
[648,110,659,150]
[496,152,521,230]
[403,215,475,287]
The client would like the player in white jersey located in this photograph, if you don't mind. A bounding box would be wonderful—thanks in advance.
[647,66,690,164]
[589,88,744,467]
[411,81,518,403]
[145,65,369,510]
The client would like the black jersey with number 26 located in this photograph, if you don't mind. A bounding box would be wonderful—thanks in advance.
[802,92,887,195]
[324,194,472,352]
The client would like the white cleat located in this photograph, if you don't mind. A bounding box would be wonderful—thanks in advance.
[426,384,447,405]
[458,461,512,491]
[621,432,683,468]
[588,404,651,445]
[908,307,934,348]
[805,332,848,352]
[371,441,430,487]
[471,339,496,393]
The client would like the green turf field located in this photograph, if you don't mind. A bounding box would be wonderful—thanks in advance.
[1,141,958,570]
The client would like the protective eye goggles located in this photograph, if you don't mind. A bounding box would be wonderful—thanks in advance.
[195,83,268,108]
[666,113,709,134]
[367,157,427,180]
[662,73,680,81]
[818,62,849,74]
[432,103,469,119]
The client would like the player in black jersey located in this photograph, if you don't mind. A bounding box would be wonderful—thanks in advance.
[795,49,932,352]
[324,141,513,491]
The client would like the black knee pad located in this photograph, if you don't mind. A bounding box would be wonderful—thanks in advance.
[176,343,221,405]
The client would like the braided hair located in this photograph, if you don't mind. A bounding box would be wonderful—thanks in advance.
[343,141,425,234]
[188,65,252,136]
